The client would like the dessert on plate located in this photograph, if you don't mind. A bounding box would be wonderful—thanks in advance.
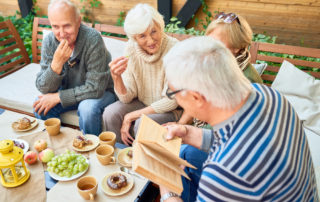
[73,135,92,149]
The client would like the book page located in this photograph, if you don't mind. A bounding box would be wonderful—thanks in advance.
[133,143,183,194]
[135,114,181,156]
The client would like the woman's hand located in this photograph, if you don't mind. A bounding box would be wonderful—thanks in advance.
[120,113,136,146]
[109,56,128,79]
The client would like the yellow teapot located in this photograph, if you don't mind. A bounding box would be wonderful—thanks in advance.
[0,140,30,187]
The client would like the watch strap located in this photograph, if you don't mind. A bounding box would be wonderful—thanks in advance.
[160,192,180,202]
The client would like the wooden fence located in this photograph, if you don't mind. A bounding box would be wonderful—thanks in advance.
[0,0,319,48]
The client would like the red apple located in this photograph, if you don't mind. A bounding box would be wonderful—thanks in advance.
[39,148,55,163]
[34,139,47,152]
[24,151,38,165]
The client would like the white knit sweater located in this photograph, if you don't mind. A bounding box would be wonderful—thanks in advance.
[115,34,178,113]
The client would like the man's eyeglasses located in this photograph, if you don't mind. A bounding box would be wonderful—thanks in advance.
[166,88,184,99]
[215,12,240,25]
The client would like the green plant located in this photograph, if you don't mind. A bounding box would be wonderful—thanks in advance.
[165,17,204,36]
[116,11,126,27]
[0,0,39,61]
[195,0,215,30]
[80,0,101,23]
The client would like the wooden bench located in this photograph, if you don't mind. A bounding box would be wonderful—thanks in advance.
[0,19,30,78]
[1,17,320,126]
[250,42,320,85]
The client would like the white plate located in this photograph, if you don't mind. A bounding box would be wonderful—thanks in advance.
[12,119,38,132]
[48,158,89,181]
[117,147,133,167]
[72,135,100,152]
[101,171,134,196]
[12,139,29,154]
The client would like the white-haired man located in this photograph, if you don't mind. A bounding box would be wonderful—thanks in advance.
[34,0,115,135]
[159,36,318,201]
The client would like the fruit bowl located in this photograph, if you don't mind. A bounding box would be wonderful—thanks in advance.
[47,151,89,181]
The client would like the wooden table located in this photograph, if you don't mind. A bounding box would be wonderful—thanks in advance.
[0,109,150,202]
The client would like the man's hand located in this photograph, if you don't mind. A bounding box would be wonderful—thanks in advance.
[51,39,72,74]
[165,124,203,149]
[33,93,60,116]
[165,124,188,141]
[109,56,128,79]
[120,113,135,146]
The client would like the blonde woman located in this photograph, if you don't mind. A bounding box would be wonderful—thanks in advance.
[206,12,262,83]
[103,4,181,145]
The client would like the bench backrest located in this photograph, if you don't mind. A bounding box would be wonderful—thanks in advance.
[0,20,30,78]
[32,17,192,63]
[250,42,320,85]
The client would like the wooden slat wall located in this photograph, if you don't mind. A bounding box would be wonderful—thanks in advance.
[1,0,319,48]
[181,0,320,48]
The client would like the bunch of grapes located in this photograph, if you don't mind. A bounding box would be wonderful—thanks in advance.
[47,150,88,178]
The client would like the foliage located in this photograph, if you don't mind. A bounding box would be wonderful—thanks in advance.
[80,0,101,24]
[165,17,204,36]
[0,0,39,62]
[116,11,126,27]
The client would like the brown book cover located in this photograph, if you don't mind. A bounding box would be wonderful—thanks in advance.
[132,114,196,194]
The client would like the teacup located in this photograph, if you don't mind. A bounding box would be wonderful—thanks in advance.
[44,118,61,136]
[99,131,116,147]
[95,145,116,165]
[77,176,98,200]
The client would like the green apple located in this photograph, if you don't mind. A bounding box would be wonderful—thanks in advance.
[39,148,55,163]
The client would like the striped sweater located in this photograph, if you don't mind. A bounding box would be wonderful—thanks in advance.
[198,83,318,201]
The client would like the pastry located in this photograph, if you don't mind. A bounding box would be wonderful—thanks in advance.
[73,135,92,149]
[107,173,127,190]
[126,150,133,158]
[16,117,31,130]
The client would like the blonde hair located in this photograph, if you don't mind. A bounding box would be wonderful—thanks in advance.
[205,14,252,70]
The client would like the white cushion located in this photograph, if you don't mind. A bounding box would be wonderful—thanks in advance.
[101,36,127,60]
[252,63,267,75]
[0,63,79,126]
[271,60,320,135]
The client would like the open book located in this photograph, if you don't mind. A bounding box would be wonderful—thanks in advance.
[132,115,196,194]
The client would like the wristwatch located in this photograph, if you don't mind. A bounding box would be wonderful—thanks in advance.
[160,192,180,202]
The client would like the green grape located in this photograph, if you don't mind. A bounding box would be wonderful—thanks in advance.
[51,161,57,167]
[54,168,59,173]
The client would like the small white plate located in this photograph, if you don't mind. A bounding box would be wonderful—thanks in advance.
[12,119,38,132]
[12,139,29,154]
[101,171,134,196]
[48,158,89,181]
[72,135,100,152]
[117,147,133,167]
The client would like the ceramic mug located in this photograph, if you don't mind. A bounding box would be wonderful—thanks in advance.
[44,118,61,136]
[98,131,116,147]
[77,176,98,200]
[95,145,116,165]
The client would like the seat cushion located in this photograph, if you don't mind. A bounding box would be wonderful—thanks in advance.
[271,60,320,135]
[0,63,79,126]
[101,36,127,60]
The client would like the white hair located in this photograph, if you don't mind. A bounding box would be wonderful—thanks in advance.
[164,36,252,109]
[124,3,165,39]
[48,0,80,18]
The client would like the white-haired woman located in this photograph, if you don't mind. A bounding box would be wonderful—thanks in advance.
[102,3,180,145]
